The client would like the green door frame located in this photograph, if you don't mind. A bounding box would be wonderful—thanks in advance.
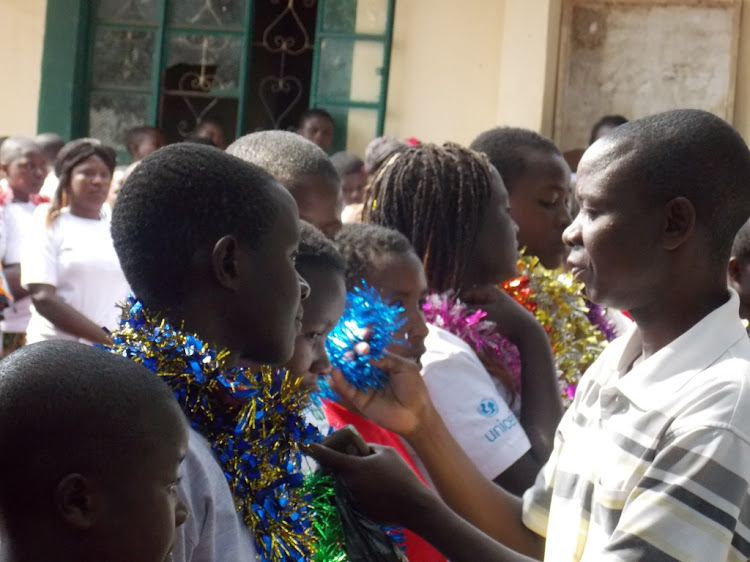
[37,0,91,140]
[37,0,396,150]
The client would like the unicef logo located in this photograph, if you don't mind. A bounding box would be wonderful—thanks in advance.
[477,398,499,418]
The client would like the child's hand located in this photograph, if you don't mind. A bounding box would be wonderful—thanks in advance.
[460,284,534,343]
[329,352,434,439]
[308,442,436,526]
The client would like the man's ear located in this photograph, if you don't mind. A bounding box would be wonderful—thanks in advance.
[0,162,9,178]
[661,196,696,251]
[55,474,98,530]
[211,235,242,290]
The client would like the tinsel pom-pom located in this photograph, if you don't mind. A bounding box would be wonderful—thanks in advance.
[325,283,406,394]
[422,291,521,394]
[105,296,320,562]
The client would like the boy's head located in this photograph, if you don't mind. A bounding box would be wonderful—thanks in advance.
[112,143,307,364]
[564,109,750,313]
[589,114,628,145]
[125,125,166,161]
[365,143,519,292]
[297,108,335,152]
[0,341,188,562]
[194,118,228,150]
[470,127,571,269]
[729,218,750,319]
[34,132,64,169]
[227,130,343,238]
[364,136,409,178]
[335,223,429,364]
[331,151,367,205]
[0,136,47,201]
[285,222,347,390]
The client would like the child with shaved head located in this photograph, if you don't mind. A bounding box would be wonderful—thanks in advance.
[0,340,189,562]
[227,130,343,238]
[0,137,49,354]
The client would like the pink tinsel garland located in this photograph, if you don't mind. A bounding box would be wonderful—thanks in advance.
[422,292,522,395]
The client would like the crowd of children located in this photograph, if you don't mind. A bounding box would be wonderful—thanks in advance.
[0,107,748,562]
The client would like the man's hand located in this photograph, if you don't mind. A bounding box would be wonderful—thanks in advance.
[308,443,435,527]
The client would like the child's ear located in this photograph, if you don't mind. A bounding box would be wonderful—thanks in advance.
[55,474,98,529]
[211,235,241,289]
[661,196,695,251]
[728,257,742,289]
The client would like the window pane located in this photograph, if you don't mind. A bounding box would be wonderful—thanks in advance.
[321,0,388,34]
[317,38,383,103]
[166,33,243,92]
[89,92,151,153]
[92,28,156,89]
[343,107,378,156]
[322,106,378,154]
[96,0,159,24]
[321,0,357,33]
[168,0,246,29]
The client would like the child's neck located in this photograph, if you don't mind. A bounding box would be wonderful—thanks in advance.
[9,190,29,203]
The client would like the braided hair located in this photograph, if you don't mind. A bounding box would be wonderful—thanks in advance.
[363,142,496,292]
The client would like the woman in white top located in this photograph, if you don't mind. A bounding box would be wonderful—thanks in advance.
[22,139,130,345]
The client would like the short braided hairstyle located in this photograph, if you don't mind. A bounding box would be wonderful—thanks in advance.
[363,143,496,292]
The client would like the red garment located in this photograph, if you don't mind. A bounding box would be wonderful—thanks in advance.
[322,400,447,562]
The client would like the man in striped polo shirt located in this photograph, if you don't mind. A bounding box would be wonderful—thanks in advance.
[311,109,750,562]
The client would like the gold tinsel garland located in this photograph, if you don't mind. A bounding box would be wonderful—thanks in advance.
[503,255,611,405]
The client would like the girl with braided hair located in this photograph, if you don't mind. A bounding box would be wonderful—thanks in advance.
[363,143,561,494]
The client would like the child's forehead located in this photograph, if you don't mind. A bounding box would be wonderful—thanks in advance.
[4,147,44,164]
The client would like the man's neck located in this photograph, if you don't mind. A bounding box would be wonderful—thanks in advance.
[629,283,730,361]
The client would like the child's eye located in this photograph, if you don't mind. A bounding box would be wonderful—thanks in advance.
[168,477,182,493]
[306,331,322,342]
[539,200,558,210]
[582,208,600,219]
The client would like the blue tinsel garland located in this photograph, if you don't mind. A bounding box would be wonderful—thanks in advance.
[104,296,320,561]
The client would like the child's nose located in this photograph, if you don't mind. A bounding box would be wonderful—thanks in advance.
[409,311,430,340]
[175,494,190,528]
[558,203,572,228]
[311,349,333,376]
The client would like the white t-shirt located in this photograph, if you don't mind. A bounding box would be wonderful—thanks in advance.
[172,429,258,562]
[301,401,333,475]
[21,207,130,343]
[2,201,40,333]
[39,172,58,199]
[415,324,531,481]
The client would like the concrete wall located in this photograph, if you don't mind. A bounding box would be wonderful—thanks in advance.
[383,0,506,145]
[6,0,750,148]
[0,0,46,136]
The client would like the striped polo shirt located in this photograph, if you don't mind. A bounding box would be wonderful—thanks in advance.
[523,290,750,561]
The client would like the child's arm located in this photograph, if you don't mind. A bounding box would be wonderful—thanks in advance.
[3,264,29,300]
[27,284,112,345]
[461,285,562,489]
[310,443,540,562]
[328,355,546,558]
